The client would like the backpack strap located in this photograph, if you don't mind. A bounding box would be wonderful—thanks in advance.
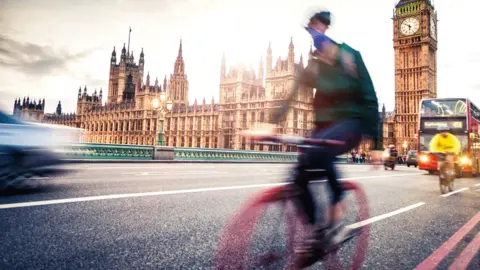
[336,44,359,78]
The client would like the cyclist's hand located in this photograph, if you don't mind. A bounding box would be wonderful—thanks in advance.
[241,123,277,140]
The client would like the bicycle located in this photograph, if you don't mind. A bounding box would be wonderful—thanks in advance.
[437,152,455,194]
[213,135,371,270]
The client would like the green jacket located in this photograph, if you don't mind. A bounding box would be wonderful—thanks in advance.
[272,43,381,150]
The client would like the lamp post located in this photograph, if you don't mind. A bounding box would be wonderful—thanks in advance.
[229,114,234,149]
[152,92,172,146]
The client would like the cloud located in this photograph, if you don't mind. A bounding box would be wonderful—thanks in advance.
[0,90,19,113]
[0,35,97,77]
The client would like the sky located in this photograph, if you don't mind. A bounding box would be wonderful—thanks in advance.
[0,0,479,114]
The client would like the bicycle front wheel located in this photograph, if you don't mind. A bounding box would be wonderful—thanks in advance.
[213,185,309,270]
[321,181,371,270]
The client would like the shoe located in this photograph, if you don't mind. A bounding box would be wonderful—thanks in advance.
[329,221,353,247]
[294,222,353,269]
[294,225,332,268]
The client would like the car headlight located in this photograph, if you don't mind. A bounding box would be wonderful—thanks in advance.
[459,157,471,165]
[419,155,429,162]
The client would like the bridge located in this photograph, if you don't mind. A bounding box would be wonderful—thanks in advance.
[0,163,478,269]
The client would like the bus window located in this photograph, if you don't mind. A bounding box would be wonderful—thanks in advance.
[420,99,467,117]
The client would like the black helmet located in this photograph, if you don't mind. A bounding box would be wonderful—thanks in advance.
[309,11,331,26]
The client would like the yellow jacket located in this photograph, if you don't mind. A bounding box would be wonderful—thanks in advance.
[429,133,461,154]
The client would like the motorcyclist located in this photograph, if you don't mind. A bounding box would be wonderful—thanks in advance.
[388,145,398,158]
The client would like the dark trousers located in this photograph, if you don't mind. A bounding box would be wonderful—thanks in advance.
[293,119,363,225]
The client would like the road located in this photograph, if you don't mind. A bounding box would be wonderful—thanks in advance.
[0,163,479,269]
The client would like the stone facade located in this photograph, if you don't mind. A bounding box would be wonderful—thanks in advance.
[12,36,317,151]
[14,12,417,152]
[392,0,438,153]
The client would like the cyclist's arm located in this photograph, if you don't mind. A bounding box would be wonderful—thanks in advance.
[429,135,439,152]
[270,70,304,124]
[452,136,462,154]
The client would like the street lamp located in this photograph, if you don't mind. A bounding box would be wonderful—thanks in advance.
[152,92,172,146]
[229,114,234,149]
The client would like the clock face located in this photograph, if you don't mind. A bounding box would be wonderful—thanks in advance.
[400,17,420,36]
[430,16,436,39]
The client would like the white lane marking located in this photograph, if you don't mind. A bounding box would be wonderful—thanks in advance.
[474,183,480,187]
[74,164,385,170]
[78,164,294,170]
[0,173,422,210]
[441,188,469,198]
[347,202,426,229]
[329,173,423,182]
[121,171,229,175]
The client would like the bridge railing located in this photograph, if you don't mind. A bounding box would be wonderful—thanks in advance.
[61,143,349,163]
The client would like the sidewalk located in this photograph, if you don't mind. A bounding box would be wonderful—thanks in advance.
[62,159,402,165]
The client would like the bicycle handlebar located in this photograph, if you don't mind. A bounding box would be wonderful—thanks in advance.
[254,135,345,146]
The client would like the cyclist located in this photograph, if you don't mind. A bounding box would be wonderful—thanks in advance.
[429,126,461,177]
[429,126,461,154]
[245,10,381,267]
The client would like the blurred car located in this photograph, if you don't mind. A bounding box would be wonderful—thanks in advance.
[0,111,82,189]
[406,150,418,168]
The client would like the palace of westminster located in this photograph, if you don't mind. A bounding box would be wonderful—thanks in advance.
[12,0,438,154]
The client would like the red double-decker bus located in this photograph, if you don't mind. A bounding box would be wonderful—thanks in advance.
[417,98,480,177]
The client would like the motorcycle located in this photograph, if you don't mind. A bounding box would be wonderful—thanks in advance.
[438,152,455,194]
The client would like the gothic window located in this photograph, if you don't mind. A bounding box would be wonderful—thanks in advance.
[303,111,308,130]
[293,109,298,129]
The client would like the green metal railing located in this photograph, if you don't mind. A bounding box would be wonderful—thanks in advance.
[174,147,298,162]
[62,143,348,162]
[64,143,153,160]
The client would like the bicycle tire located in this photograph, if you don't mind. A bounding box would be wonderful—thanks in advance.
[324,181,371,270]
[213,181,371,270]
[213,186,302,270]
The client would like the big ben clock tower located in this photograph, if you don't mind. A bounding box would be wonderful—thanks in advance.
[393,0,437,153]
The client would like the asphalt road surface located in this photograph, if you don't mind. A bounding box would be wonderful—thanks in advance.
[1,163,479,269]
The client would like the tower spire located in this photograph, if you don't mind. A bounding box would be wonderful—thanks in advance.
[127,27,132,57]
[178,38,183,58]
